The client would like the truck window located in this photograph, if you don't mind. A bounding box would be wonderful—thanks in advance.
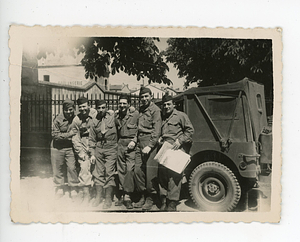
[175,100,184,112]
[256,94,263,113]
[209,97,238,120]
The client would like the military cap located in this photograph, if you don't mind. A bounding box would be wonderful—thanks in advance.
[95,99,106,107]
[162,93,173,103]
[119,93,130,103]
[77,96,88,105]
[63,98,75,109]
[139,86,152,96]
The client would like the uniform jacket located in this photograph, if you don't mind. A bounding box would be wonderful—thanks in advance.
[89,110,118,156]
[136,102,162,148]
[161,109,194,145]
[71,108,98,156]
[115,108,139,139]
[51,113,75,149]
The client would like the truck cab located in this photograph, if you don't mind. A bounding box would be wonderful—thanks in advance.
[172,78,272,212]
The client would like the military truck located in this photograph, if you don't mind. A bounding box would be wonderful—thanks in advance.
[171,78,272,212]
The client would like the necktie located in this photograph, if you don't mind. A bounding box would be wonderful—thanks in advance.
[100,118,107,134]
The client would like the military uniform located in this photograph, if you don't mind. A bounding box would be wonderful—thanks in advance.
[158,109,194,209]
[72,108,98,187]
[89,111,118,188]
[115,108,139,195]
[134,101,162,208]
[89,109,118,208]
[51,113,79,189]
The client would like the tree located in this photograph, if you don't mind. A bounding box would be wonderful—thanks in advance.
[164,38,273,96]
[37,37,171,85]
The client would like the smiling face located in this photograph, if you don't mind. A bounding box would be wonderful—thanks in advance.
[63,106,75,120]
[119,98,129,113]
[163,100,175,115]
[97,103,107,118]
[78,102,90,118]
[140,92,152,107]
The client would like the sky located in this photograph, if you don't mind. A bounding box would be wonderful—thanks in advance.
[108,38,190,91]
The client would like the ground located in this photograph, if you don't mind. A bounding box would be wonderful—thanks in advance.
[20,148,271,213]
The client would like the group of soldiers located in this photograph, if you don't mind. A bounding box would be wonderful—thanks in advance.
[51,86,194,211]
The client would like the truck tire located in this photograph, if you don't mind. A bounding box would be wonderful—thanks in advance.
[189,161,241,212]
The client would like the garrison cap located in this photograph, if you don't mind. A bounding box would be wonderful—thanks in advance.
[77,96,88,105]
[95,99,106,107]
[63,98,75,109]
[119,93,130,102]
[139,86,152,96]
[162,93,173,103]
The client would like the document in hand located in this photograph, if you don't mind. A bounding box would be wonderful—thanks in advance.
[154,141,191,174]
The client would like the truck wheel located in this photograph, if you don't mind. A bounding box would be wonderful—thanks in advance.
[189,161,241,212]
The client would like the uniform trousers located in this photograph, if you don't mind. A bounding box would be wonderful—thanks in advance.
[77,137,93,187]
[51,147,79,187]
[158,164,182,201]
[134,135,158,194]
[93,142,117,188]
[117,138,136,193]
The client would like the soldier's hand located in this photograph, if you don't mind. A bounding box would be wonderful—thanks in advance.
[158,137,163,145]
[78,151,86,160]
[127,141,136,150]
[90,155,96,164]
[69,128,77,137]
[142,146,151,154]
[172,139,181,150]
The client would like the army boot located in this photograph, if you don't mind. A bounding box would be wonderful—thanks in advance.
[114,190,124,206]
[124,194,133,209]
[92,185,104,207]
[103,186,113,209]
[167,200,177,212]
[133,192,145,208]
[142,195,154,211]
[160,196,167,211]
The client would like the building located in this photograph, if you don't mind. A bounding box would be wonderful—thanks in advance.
[130,84,180,99]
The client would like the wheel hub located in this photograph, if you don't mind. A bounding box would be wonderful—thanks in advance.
[200,177,226,202]
[206,182,220,196]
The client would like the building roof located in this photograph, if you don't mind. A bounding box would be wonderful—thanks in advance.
[110,84,123,91]
[38,80,106,93]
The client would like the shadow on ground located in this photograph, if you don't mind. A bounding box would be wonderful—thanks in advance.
[20,147,53,179]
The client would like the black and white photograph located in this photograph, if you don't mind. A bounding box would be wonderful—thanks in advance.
[9,26,281,223]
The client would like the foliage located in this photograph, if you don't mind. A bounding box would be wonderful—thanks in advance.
[37,37,171,85]
[164,38,273,95]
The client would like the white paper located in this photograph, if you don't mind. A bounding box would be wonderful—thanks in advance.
[155,141,191,174]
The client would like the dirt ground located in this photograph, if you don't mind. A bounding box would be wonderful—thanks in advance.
[20,148,271,213]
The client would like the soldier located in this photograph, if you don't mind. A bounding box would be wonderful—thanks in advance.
[51,99,79,199]
[133,86,162,211]
[72,96,97,205]
[158,94,194,211]
[89,100,118,209]
[115,94,139,209]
